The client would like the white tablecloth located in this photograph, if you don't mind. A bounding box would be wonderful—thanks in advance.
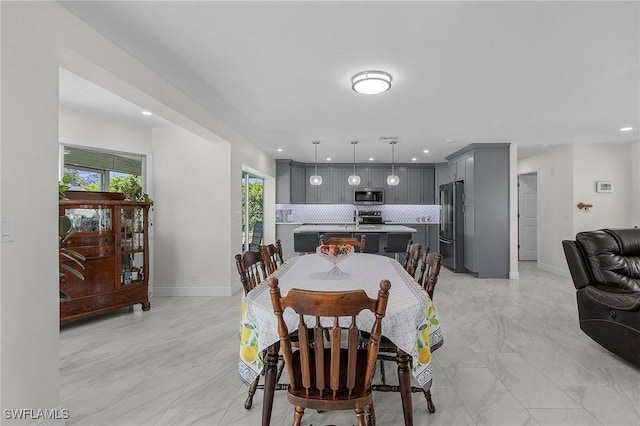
[238,253,443,390]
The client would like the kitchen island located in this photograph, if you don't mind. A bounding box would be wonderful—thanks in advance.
[279,224,419,259]
[293,224,418,234]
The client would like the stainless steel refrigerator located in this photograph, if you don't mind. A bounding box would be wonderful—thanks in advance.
[439,181,465,272]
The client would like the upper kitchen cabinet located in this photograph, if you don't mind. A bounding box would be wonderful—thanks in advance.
[305,165,331,203]
[385,166,434,204]
[329,166,354,204]
[434,163,448,204]
[277,161,436,205]
[449,153,470,182]
[276,160,306,203]
[446,143,510,278]
[366,167,386,189]
[383,167,408,204]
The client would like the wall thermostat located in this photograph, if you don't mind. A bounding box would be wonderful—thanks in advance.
[596,181,614,193]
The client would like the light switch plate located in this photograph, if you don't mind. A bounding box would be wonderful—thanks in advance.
[1,218,13,242]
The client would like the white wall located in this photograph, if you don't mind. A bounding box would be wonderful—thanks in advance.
[59,107,152,156]
[152,127,233,296]
[1,2,61,422]
[573,143,633,232]
[631,142,640,226]
[518,145,575,275]
[519,142,637,276]
[1,1,276,420]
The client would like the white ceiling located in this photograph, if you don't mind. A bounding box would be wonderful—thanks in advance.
[58,1,639,164]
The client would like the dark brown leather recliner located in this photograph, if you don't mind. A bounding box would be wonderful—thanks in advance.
[562,228,640,367]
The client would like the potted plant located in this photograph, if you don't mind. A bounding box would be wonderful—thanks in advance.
[59,175,85,301]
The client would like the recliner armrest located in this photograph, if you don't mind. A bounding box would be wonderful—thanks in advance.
[563,240,592,289]
[584,285,640,311]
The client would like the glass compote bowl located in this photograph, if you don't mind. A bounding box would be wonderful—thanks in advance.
[316,244,354,275]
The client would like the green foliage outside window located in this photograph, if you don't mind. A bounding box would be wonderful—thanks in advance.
[242,179,263,229]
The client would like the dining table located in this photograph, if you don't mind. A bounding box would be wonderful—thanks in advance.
[238,252,444,426]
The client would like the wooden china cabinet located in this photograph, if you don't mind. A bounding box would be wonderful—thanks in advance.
[59,191,151,323]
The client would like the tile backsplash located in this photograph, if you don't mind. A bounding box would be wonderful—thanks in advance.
[276,204,440,224]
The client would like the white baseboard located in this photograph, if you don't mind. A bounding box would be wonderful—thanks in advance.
[153,286,233,297]
[538,262,571,278]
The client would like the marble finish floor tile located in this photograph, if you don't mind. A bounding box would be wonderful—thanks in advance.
[59,262,640,425]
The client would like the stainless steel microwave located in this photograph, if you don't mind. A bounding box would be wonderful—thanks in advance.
[354,188,384,205]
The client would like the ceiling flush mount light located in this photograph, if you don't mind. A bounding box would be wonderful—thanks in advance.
[620,126,633,132]
[309,141,323,186]
[277,148,283,152]
[141,111,152,116]
[386,140,400,186]
[351,70,392,95]
[348,140,361,186]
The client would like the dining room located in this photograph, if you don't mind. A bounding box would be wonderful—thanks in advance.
[60,255,640,425]
[3,2,640,425]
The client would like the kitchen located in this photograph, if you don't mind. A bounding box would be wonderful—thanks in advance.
[274,142,510,278]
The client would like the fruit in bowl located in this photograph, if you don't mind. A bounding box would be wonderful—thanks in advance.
[316,244,354,265]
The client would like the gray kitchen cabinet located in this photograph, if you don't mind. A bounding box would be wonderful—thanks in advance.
[367,167,386,189]
[384,167,408,204]
[463,202,475,271]
[405,168,435,204]
[427,225,439,252]
[305,166,330,203]
[422,168,435,204]
[278,161,438,205]
[434,163,448,204]
[407,168,423,204]
[410,224,426,248]
[275,224,298,259]
[449,154,468,182]
[290,164,306,203]
[446,143,510,278]
[276,160,306,203]
[464,155,475,203]
[329,166,353,204]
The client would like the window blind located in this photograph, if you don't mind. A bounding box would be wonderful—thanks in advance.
[64,147,142,175]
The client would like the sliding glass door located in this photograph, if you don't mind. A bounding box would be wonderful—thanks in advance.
[241,173,264,252]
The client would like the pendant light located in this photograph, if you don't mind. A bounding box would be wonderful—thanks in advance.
[347,140,361,186]
[309,141,323,186]
[386,140,400,186]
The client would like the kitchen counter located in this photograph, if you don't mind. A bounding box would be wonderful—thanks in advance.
[293,224,418,233]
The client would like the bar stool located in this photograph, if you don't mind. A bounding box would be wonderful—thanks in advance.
[293,233,320,254]
[384,233,412,262]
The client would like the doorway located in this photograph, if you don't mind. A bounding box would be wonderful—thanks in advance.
[242,173,264,252]
[518,172,538,261]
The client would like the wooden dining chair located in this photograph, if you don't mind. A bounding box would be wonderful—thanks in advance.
[321,234,367,252]
[235,251,289,410]
[260,239,284,274]
[372,250,443,416]
[405,244,422,279]
[419,250,442,300]
[235,251,268,295]
[268,277,391,426]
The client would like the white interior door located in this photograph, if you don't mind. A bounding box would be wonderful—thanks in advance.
[518,173,538,261]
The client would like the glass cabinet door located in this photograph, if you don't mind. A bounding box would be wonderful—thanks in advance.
[119,206,146,286]
[63,207,112,232]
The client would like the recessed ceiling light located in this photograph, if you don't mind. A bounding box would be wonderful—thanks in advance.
[445,139,455,144]
[620,126,633,132]
[141,111,152,116]
[326,157,332,161]
[351,70,392,95]
[423,149,430,154]
[277,148,283,152]
[369,157,374,161]
[411,158,417,162]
